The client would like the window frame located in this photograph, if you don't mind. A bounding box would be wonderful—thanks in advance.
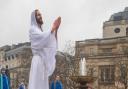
[99,65,115,85]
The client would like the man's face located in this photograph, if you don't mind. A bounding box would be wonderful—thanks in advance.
[1,69,5,74]
[35,10,43,25]
[56,76,60,81]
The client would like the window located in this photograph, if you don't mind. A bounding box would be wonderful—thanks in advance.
[15,54,18,58]
[99,65,115,84]
[102,48,112,53]
[126,27,128,36]
[114,28,120,33]
[8,56,10,60]
[11,55,14,59]
[5,57,7,61]
[114,16,122,21]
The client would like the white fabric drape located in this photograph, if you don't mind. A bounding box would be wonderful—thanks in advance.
[28,10,57,89]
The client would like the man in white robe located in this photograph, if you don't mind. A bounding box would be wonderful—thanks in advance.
[28,9,61,89]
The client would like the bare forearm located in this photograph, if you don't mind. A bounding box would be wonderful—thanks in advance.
[51,28,58,40]
[55,29,58,40]
[51,16,61,39]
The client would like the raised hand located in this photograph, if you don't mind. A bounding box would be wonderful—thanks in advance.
[51,16,61,33]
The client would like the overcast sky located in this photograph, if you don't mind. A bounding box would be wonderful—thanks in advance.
[0,0,128,51]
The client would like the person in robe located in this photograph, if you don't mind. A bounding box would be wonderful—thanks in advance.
[0,68,2,89]
[50,75,63,89]
[5,66,10,80]
[28,9,61,89]
[5,65,10,89]
[18,82,26,89]
[0,68,10,89]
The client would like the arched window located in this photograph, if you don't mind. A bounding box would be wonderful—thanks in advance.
[126,27,128,36]
[8,56,10,60]
[12,55,14,59]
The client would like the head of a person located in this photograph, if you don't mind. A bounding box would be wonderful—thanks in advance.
[1,68,5,74]
[6,65,8,69]
[55,75,60,81]
[35,9,43,26]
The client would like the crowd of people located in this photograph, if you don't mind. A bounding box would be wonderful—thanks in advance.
[0,65,63,89]
[0,65,91,89]
[0,65,26,89]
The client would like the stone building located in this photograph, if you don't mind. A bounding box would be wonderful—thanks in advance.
[0,42,32,89]
[103,7,128,38]
[75,7,128,89]
[0,42,73,89]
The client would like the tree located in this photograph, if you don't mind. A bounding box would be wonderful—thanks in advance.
[63,40,75,56]
[119,46,128,89]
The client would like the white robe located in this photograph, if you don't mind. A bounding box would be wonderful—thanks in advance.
[28,10,57,89]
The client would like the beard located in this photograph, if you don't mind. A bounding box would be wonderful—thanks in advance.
[36,18,43,25]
